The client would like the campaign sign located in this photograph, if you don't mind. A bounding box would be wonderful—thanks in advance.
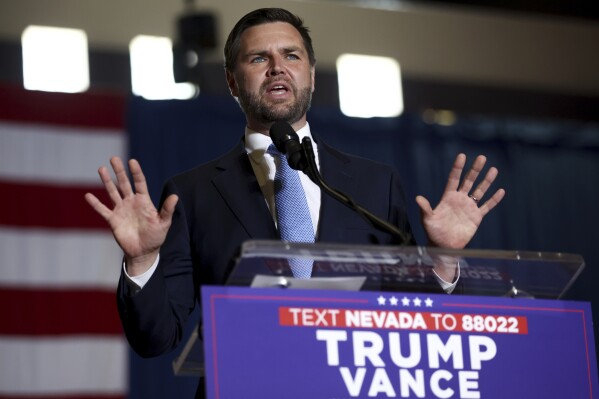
[201,286,598,399]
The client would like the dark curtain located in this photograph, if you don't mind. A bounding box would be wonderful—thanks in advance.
[127,94,599,398]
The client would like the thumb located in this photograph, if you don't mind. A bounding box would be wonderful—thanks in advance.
[159,194,179,221]
[415,195,433,217]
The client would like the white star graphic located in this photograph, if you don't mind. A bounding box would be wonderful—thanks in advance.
[401,296,411,306]
[425,297,434,307]
[413,297,422,307]
[389,296,399,306]
[377,295,386,305]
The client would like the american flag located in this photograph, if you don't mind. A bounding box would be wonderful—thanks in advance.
[0,84,128,399]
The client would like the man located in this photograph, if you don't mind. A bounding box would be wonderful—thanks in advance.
[86,6,504,369]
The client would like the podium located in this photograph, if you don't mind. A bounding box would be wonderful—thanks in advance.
[173,240,596,398]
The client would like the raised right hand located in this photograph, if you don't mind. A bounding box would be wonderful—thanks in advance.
[84,156,178,276]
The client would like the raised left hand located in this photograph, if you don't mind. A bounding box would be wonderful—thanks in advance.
[416,153,505,249]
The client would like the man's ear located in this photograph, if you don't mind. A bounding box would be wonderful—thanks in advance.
[310,66,316,93]
[225,69,239,97]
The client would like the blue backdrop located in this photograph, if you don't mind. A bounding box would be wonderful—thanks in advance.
[126,94,599,398]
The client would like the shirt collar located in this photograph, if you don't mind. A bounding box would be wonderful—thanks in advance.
[245,122,314,162]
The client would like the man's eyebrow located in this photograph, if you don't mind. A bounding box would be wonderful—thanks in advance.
[242,50,267,58]
[281,46,303,53]
[243,46,305,57]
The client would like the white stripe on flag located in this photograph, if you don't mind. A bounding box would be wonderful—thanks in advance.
[0,336,127,395]
[0,121,126,185]
[0,228,122,289]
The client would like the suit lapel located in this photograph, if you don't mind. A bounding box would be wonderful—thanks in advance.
[211,142,278,239]
[316,140,356,239]
[318,141,355,196]
[209,136,358,241]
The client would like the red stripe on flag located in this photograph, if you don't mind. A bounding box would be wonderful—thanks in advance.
[0,180,111,230]
[0,288,122,335]
[0,83,125,129]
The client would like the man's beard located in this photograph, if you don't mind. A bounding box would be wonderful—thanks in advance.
[237,83,312,126]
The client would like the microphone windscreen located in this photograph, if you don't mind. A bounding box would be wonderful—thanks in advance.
[269,121,299,154]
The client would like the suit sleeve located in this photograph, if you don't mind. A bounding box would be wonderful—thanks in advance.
[116,179,197,357]
[388,166,416,246]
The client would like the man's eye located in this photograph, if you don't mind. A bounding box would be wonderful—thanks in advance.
[287,54,299,60]
[251,56,266,63]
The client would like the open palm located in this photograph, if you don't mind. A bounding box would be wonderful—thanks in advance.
[416,154,505,249]
[85,157,178,274]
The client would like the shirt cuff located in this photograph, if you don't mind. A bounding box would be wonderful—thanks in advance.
[123,254,160,291]
[432,260,461,294]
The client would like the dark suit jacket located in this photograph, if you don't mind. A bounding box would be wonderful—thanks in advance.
[117,137,414,357]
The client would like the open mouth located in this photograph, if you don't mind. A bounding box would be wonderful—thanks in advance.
[270,85,288,94]
[265,81,291,96]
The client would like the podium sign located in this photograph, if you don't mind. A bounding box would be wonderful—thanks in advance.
[202,285,597,399]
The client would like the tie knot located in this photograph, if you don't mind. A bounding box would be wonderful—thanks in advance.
[267,144,287,168]
[268,145,289,169]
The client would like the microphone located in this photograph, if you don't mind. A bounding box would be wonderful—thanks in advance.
[268,121,411,245]
[269,121,305,171]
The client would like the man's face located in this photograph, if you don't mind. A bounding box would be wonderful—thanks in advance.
[226,22,315,134]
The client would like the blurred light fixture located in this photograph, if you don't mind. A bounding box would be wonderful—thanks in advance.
[21,26,89,93]
[173,12,217,84]
[422,109,457,126]
[130,35,197,100]
[336,54,403,118]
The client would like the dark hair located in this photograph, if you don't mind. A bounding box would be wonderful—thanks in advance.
[224,8,316,71]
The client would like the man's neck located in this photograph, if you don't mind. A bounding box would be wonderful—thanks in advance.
[246,118,308,136]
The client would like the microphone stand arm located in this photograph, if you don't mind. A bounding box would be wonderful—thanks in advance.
[299,137,412,246]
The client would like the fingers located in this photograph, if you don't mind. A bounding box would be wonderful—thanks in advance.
[99,157,147,202]
[415,195,433,216]
[444,153,466,192]
[448,154,500,207]
[458,155,486,194]
[84,192,112,220]
[129,159,149,196]
[111,157,134,198]
[160,194,179,221]
[469,166,498,202]
[98,164,123,206]
[479,188,506,216]
[91,157,147,212]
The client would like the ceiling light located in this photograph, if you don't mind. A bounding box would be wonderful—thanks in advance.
[130,35,197,100]
[337,54,403,118]
[22,26,89,93]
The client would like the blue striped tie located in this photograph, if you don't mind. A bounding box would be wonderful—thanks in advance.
[268,144,314,279]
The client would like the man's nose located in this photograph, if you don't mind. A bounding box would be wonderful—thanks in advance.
[268,56,285,76]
